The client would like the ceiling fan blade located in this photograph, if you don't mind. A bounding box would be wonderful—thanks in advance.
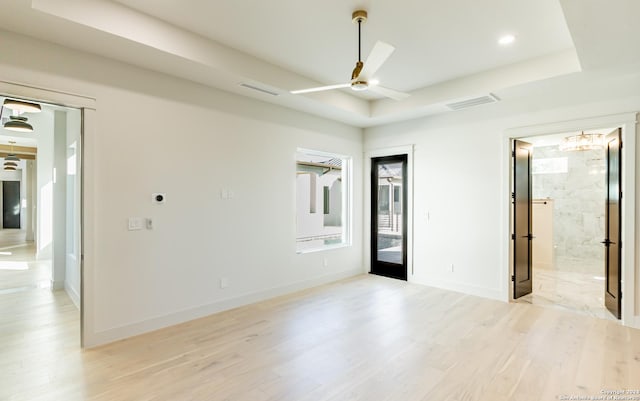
[290,83,350,95]
[369,85,410,101]
[358,41,395,80]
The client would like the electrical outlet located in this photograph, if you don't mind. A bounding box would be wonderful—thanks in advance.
[450,264,454,273]
[146,218,153,230]
[220,277,230,289]
[323,257,328,267]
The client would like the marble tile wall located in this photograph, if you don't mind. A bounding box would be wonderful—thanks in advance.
[532,145,606,274]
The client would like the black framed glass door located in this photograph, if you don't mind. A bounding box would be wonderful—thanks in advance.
[371,155,407,280]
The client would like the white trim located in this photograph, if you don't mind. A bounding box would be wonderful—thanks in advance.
[0,80,96,109]
[88,268,364,347]
[51,280,65,291]
[423,278,504,301]
[503,112,638,328]
[364,145,414,280]
[65,281,80,309]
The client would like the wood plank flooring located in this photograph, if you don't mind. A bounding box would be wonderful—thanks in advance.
[2,275,640,401]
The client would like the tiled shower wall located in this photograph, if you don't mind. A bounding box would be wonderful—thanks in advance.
[532,145,606,274]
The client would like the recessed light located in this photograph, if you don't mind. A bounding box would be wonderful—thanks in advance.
[498,34,516,46]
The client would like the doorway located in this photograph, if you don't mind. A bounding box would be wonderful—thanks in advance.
[511,128,622,320]
[0,94,83,344]
[371,154,408,280]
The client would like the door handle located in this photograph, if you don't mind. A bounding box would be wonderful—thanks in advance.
[522,234,536,240]
[601,239,616,246]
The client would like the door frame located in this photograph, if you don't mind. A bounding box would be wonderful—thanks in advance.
[502,112,638,328]
[365,145,414,281]
[0,79,97,347]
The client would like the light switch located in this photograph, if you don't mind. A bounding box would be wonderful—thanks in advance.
[128,217,143,231]
[146,218,153,230]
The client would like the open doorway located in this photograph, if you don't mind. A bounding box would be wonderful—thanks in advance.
[0,95,82,343]
[511,128,621,321]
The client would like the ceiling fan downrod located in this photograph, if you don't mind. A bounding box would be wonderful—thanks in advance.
[351,10,368,80]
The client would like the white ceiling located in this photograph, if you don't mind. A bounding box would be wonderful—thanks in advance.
[0,0,639,127]
[113,0,574,94]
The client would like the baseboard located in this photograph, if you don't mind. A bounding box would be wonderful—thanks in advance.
[51,280,65,291]
[84,267,364,348]
[411,276,506,302]
[627,315,640,330]
[65,282,80,309]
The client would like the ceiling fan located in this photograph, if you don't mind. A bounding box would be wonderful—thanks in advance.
[290,10,410,101]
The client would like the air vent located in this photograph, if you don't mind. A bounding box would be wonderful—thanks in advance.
[445,93,500,111]
[239,83,279,96]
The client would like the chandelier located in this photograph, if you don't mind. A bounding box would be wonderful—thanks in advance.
[559,132,604,151]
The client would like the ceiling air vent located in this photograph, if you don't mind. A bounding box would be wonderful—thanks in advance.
[445,93,500,111]
[239,83,279,96]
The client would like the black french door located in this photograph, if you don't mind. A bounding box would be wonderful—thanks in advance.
[2,181,21,229]
[370,155,407,280]
[603,128,622,319]
[513,139,533,299]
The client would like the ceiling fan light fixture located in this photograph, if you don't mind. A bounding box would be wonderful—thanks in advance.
[3,99,42,113]
[4,115,33,133]
[351,81,368,91]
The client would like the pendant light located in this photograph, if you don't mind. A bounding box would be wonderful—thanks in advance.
[4,116,33,132]
[3,99,42,114]
[1,98,41,133]
[4,141,20,171]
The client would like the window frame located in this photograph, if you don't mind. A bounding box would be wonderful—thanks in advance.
[295,148,352,254]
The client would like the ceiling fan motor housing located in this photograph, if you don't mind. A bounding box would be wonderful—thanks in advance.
[352,10,368,24]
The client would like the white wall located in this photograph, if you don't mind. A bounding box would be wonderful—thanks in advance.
[532,145,605,274]
[51,110,67,289]
[65,109,82,307]
[0,30,363,346]
[31,109,55,261]
[365,70,640,326]
[296,172,341,239]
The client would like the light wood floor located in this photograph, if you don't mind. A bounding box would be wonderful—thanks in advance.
[2,274,640,401]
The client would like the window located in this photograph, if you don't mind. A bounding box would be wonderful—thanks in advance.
[296,149,351,253]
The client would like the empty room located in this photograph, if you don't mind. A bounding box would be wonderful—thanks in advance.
[1,1,639,400]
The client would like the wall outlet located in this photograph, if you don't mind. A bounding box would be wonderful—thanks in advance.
[220,277,230,289]
[323,257,328,267]
[146,218,153,230]
[450,264,455,273]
